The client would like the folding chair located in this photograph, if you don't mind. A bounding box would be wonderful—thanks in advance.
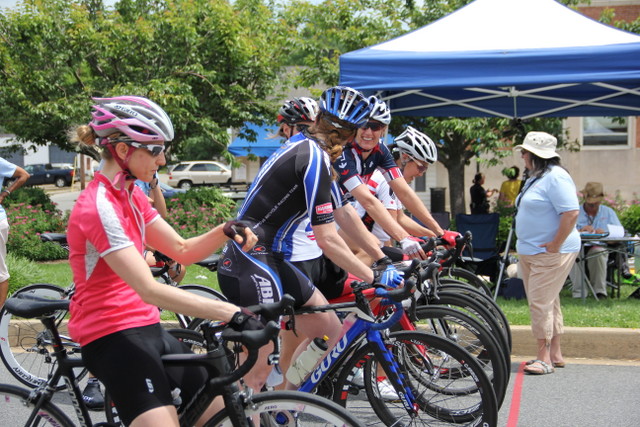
[454,213,501,288]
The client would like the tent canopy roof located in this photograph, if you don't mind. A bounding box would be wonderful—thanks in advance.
[339,0,640,118]
[228,122,282,157]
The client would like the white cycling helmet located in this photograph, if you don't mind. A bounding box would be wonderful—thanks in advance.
[394,126,438,164]
[90,96,174,142]
[368,96,391,125]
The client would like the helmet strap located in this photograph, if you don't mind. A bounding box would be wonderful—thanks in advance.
[102,139,138,181]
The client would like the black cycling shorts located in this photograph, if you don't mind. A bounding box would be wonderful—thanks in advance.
[293,255,348,300]
[81,323,207,426]
[217,241,315,308]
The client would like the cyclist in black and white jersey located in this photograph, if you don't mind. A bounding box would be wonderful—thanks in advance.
[333,97,451,257]
[271,97,405,379]
[218,87,403,392]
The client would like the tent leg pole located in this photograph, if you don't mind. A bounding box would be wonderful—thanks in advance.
[494,222,515,301]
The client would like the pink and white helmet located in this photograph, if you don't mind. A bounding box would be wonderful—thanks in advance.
[90,96,174,142]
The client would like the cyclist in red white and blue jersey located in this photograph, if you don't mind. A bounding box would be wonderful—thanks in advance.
[334,96,454,259]
[218,86,403,391]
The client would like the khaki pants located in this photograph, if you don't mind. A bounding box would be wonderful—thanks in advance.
[519,251,578,341]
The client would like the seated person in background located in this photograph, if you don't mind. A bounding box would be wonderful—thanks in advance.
[498,166,522,207]
[569,182,631,299]
[469,173,497,214]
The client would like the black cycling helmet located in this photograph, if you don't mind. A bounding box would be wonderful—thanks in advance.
[277,97,319,125]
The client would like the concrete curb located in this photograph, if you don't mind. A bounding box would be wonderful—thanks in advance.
[8,320,639,361]
[510,325,640,360]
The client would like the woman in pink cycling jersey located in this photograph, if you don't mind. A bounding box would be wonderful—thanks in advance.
[67,96,259,426]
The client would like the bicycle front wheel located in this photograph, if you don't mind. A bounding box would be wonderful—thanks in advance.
[333,331,498,426]
[176,284,227,329]
[0,283,85,389]
[205,390,364,427]
[0,384,75,426]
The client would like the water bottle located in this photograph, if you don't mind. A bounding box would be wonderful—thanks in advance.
[285,335,329,386]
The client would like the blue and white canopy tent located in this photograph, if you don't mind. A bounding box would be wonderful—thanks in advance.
[227,122,282,157]
[339,0,640,119]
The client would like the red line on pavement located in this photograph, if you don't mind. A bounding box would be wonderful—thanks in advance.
[506,361,526,427]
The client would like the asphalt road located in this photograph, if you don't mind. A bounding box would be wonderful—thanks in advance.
[1,357,639,426]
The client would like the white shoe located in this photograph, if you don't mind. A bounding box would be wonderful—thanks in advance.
[377,379,400,401]
[352,368,364,387]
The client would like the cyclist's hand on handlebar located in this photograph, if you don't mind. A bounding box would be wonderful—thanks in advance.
[223,220,257,251]
[400,236,426,259]
[376,265,404,288]
[440,230,461,247]
[229,307,264,332]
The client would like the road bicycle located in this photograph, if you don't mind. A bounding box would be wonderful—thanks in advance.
[0,293,363,427]
[0,233,224,389]
[288,260,498,426]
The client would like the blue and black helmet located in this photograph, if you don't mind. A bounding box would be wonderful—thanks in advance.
[319,86,372,128]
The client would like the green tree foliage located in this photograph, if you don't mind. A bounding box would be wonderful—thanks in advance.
[277,0,568,215]
[0,0,287,160]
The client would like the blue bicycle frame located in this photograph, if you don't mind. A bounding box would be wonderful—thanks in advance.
[297,287,419,414]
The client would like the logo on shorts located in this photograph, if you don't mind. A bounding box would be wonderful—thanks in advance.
[222,258,232,268]
[253,245,267,252]
[252,274,275,303]
[145,378,154,393]
[315,203,333,215]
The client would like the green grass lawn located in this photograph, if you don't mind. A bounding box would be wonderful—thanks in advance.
[30,261,640,328]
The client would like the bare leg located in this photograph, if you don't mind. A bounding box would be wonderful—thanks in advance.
[550,335,564,365]
[282,290,342,390]
[0,280,8,307]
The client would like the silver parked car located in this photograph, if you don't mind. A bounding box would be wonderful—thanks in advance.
[166,161,232,190]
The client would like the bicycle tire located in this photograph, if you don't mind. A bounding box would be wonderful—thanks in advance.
[205,390,365,427]
[0,383,75,426]
[426,291,510,356]
[437,282,513,352]
[413,305,509,408]
[0,283,86,389]
[436,289,512,353]
[333,330,497,426]
[439,267,493,296]
[175,284,227,328]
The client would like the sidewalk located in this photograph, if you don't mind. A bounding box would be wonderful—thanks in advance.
[510,324,640,361]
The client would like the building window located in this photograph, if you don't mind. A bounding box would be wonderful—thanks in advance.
[582,117,629,147]
[413,173,426,192]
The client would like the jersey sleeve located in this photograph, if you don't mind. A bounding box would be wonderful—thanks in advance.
[78,189,135,258]
[300,144,335,226]
[377,145,403,182]
[334,147,365,193]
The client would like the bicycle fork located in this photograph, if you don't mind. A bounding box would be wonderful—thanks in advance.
[367,329,420,416]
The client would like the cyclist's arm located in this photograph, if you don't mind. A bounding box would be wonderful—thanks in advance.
[104,245,240,321]
[148,178,168,219]
[350,183,412,243]
[396,209,436,238]
[312,222,375,284]
[389,178,444,236]
[333,203,386,261]
[145,218,257,265]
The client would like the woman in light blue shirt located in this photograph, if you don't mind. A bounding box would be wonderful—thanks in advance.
[514,132,579,376]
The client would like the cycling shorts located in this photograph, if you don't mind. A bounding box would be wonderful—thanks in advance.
[81,323,206,425]
[217,242,315,308]
[292,255,348,300]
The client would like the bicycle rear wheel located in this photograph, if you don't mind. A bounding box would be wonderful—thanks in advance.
[0,384,74,426]
[205,390,364,426]
[333,331,498,426]
[0,283,86,389]
[175,284,227,329]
